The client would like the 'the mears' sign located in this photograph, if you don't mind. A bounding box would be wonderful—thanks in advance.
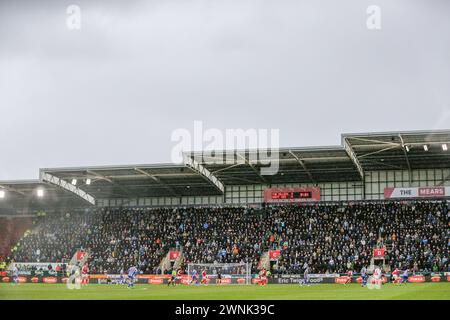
[384,186,449,199]
[418,187,445,197]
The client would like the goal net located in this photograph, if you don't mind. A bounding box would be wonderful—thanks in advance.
[187,262,251,285]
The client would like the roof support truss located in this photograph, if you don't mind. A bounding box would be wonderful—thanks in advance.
[211,163,243,174]
[183,154,224,193]
[343,138,364,180]
[134,167,178,197]
[0,185,26,196]
[87,170,133,198]
[288,150,316,184]
[358,145,399,159]
[40,172,96,205]
[236,153,267,183]
[398,134,412,183]
[344,136,399,146]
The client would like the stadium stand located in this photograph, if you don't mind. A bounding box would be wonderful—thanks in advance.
[8,201,449,274]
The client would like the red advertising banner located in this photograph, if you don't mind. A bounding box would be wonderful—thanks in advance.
[431,275,441,282]
[264,187,320,203]
[373,248,385,258]
[408,275,425,283]
[169,251,180,261]
[269,250,281,260]
[42,277,57,284]
[148,278,164,284]
[335,276,348,284]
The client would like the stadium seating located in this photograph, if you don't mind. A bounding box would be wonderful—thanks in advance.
[8,201,449,274]
[0,217,32,261]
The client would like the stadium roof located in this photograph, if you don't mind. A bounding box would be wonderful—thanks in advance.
[0,180,89,215]
[0,130,449,212]
[40,163,218,201]
[341,130,450,172]
[193,146,360,185]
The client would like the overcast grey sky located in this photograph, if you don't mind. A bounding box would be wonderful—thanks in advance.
[0,0,449,180]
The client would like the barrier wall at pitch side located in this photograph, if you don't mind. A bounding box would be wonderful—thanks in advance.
[1,273,449,284]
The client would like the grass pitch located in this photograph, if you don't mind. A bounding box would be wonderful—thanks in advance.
[1,283,449,300]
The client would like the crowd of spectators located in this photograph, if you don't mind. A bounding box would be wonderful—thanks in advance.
[269,201,449,274]
[11,212,95,263]
[10,201,449,274]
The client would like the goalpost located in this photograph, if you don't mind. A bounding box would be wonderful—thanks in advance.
[187,262,251,285]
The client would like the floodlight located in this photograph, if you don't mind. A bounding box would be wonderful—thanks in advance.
[0,190,5,199]
[423,145,428,151]
[37,189,44,197]
[442,144,448,151]
[86,178,91,185]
